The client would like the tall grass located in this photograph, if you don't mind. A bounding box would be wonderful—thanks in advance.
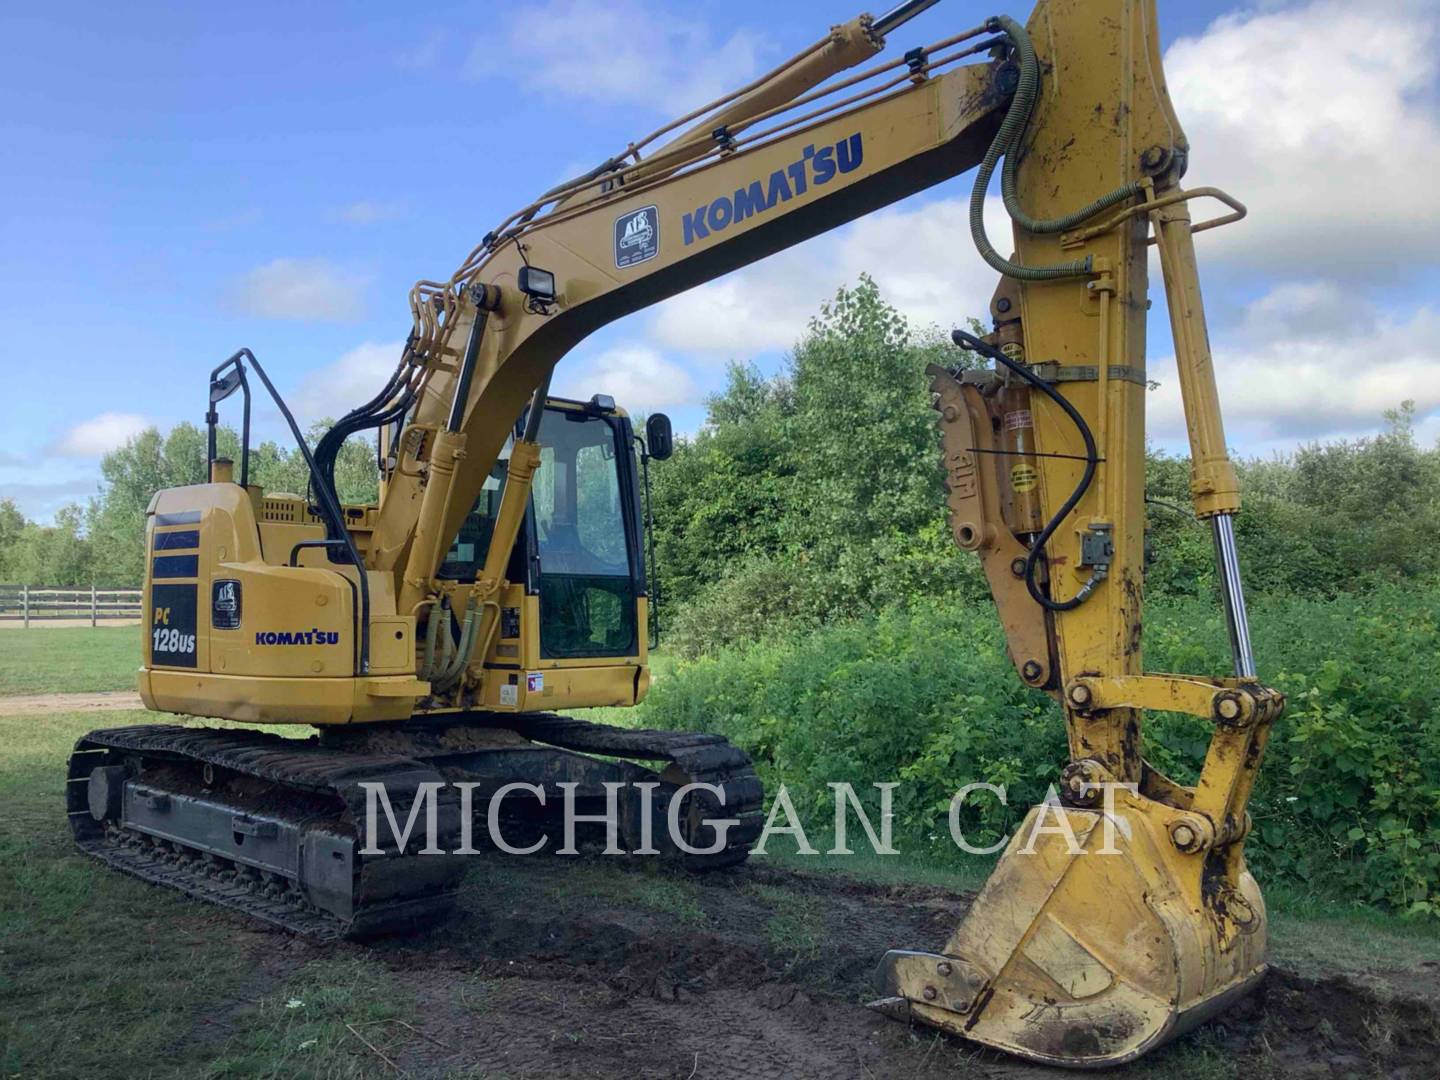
[633,583,1440,914]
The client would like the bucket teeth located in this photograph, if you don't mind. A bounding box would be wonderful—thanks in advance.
[874,949,989,1015]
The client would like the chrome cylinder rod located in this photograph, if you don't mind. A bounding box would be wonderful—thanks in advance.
[1211,513,1256,678]
[873,0,945,36]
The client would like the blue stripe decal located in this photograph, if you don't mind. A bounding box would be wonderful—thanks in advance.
[152,554,199,579]
[154,511,201,526]
[153,529,200,551]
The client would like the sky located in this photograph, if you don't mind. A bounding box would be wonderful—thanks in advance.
[2,0,1438,522]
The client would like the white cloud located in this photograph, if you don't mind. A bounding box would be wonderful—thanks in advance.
[48,412,150,457]
[1164,0,1440,279]
[331,200,404,226]
[1148,282,1440,447]
[468,0,774,113]
[229,258,369,322]
[552,344,699,413]
[291,341,408,424]
[649,195,1010,355]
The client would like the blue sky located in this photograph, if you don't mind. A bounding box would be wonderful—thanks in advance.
[3,0,1438,521]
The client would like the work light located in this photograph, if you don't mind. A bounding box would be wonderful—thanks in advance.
[518,265,557,303]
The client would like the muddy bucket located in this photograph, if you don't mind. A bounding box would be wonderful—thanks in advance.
[874,795,1267,1067]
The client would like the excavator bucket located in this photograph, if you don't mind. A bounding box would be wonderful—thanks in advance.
[876,792,1268,1066]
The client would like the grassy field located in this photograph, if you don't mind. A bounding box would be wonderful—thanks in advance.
[0,630,674,701]
[0,709,410,1078]
[0,627,140,695]
[4,708,1439,1078]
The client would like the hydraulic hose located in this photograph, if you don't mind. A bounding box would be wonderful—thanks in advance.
[969,15,1145,281]
[952,328,1100,611]
[436,598,455,678]
[434,597,480,692]
[419,596,443,682]
[312,339,422,507]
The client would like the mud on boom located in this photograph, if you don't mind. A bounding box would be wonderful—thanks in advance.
[68,0,1282,1067]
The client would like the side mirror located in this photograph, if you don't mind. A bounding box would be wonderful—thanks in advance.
[645,413,674,461]
[210,369,243,404]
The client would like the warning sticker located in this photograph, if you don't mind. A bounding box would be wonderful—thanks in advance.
[1010,463,1040,493]
[1004,410,1033,431]
[526,672,545,694]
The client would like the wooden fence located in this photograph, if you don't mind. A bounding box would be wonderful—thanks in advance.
[0,586,143,626]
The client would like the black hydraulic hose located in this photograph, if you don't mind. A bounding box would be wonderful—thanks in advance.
[226,348,371,673]
[312,342,420,504]
[344,336,419,421]
[969,15,1145,281]
[951,329,1098,612]
[447,311,489,433]
[312,373,421,501]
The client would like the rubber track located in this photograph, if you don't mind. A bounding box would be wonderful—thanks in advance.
[70,724,438,809]
[506,713,766,869]
[68,725,463,938]
[68,716,764,935]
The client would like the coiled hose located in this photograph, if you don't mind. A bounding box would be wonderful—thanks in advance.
[969,14,1145,281]
[952,328,1101,612]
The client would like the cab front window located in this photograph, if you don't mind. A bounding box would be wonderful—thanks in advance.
[532,409,637,658]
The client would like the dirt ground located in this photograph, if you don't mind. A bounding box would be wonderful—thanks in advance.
[167,856,1440,1079]
[0,690,142,717]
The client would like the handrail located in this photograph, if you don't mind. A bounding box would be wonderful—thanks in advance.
[217,349,372,675]
[206,354,252,487]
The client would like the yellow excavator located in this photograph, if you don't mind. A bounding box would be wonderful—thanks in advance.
[67,0,1283,1067]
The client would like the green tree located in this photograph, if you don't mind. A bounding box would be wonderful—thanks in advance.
[0,499,25,580]
[655,277,985,654]
[0,505,92,585]
[781,276,972,615]
[649,361,797,610]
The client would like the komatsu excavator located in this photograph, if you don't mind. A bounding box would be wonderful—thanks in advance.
[67,0,1283,1067]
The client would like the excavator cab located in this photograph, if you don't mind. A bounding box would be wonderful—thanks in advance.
[437,397,656,663]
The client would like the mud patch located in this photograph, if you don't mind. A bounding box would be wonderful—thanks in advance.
[195,856,1440,1077]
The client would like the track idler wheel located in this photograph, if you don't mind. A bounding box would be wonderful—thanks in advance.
[874,794,1267,1067]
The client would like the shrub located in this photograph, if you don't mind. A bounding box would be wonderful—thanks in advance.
[638,584,1440,913]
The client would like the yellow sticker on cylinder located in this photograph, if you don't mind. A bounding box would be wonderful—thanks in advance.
[1011,463,1039,493]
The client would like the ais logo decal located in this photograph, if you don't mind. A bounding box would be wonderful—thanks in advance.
[212,579,242,630]
[682,133,864,246]
[614,205,659,268]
